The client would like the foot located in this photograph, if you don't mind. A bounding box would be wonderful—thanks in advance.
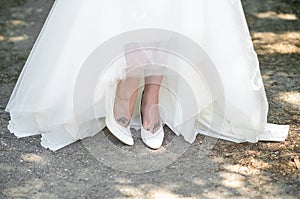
[141,91,162,134]
[113,86,138,128]
[140,91,164,149]
[106,85,135,146]
[113,95,131,128]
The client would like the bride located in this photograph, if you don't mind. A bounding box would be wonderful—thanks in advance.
[5,0,289,151]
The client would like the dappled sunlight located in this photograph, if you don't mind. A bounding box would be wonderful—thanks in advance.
[274,91,300,108]
[6,19,27,26]
[224,164,260,176]
[192,177,206,186]
[220,172,246,189]
[254,11,298,20]
[0,19,28,42]
[8,35,29,42]
[0,34,29,42]
[116,185,145,198]
[116,185,185,199]
[115,183,183,198]
[219,161,279,195]
[148,189,185,199]
[0,0,299,198]
[21,153,46,164]
[252,31,300,55]
[115,177,132,184]
[235,151,271,173]
[221,161,270,189]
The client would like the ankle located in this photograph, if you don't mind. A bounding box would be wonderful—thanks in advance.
[142,119,162,133]
[116,116,130,127]
[141,93,159,106]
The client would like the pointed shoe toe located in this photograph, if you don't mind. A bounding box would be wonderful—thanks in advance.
[141,125,164,149]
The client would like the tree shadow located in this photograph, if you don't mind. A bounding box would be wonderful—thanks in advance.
[1,0,299,198]
[242,0,300,32]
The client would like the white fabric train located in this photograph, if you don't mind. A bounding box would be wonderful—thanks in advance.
[5,0,289,151]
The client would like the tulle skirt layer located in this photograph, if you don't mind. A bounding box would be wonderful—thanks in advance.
[5,0,289,151]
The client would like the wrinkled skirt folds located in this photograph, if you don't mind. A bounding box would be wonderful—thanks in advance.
[5,0,289,151]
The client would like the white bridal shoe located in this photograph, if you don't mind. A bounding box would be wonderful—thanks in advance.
[140,91,164,149]
[105,85,134,146]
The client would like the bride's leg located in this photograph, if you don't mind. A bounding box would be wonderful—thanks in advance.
[142,75,164,133]
[114,76,141,127]
[113,42,146,127]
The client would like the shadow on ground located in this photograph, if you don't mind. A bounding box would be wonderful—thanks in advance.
[0,0,299,198]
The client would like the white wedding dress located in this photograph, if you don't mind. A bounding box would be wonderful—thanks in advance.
[5,0,289,151]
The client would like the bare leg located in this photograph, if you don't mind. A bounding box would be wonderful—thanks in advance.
[113,42,146,127]
[114,76,140,127]
[141,75,164,133]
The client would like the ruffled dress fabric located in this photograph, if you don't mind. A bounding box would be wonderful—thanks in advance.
[5,0,289,151]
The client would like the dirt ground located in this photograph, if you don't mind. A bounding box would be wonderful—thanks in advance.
[0,0,299,198]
